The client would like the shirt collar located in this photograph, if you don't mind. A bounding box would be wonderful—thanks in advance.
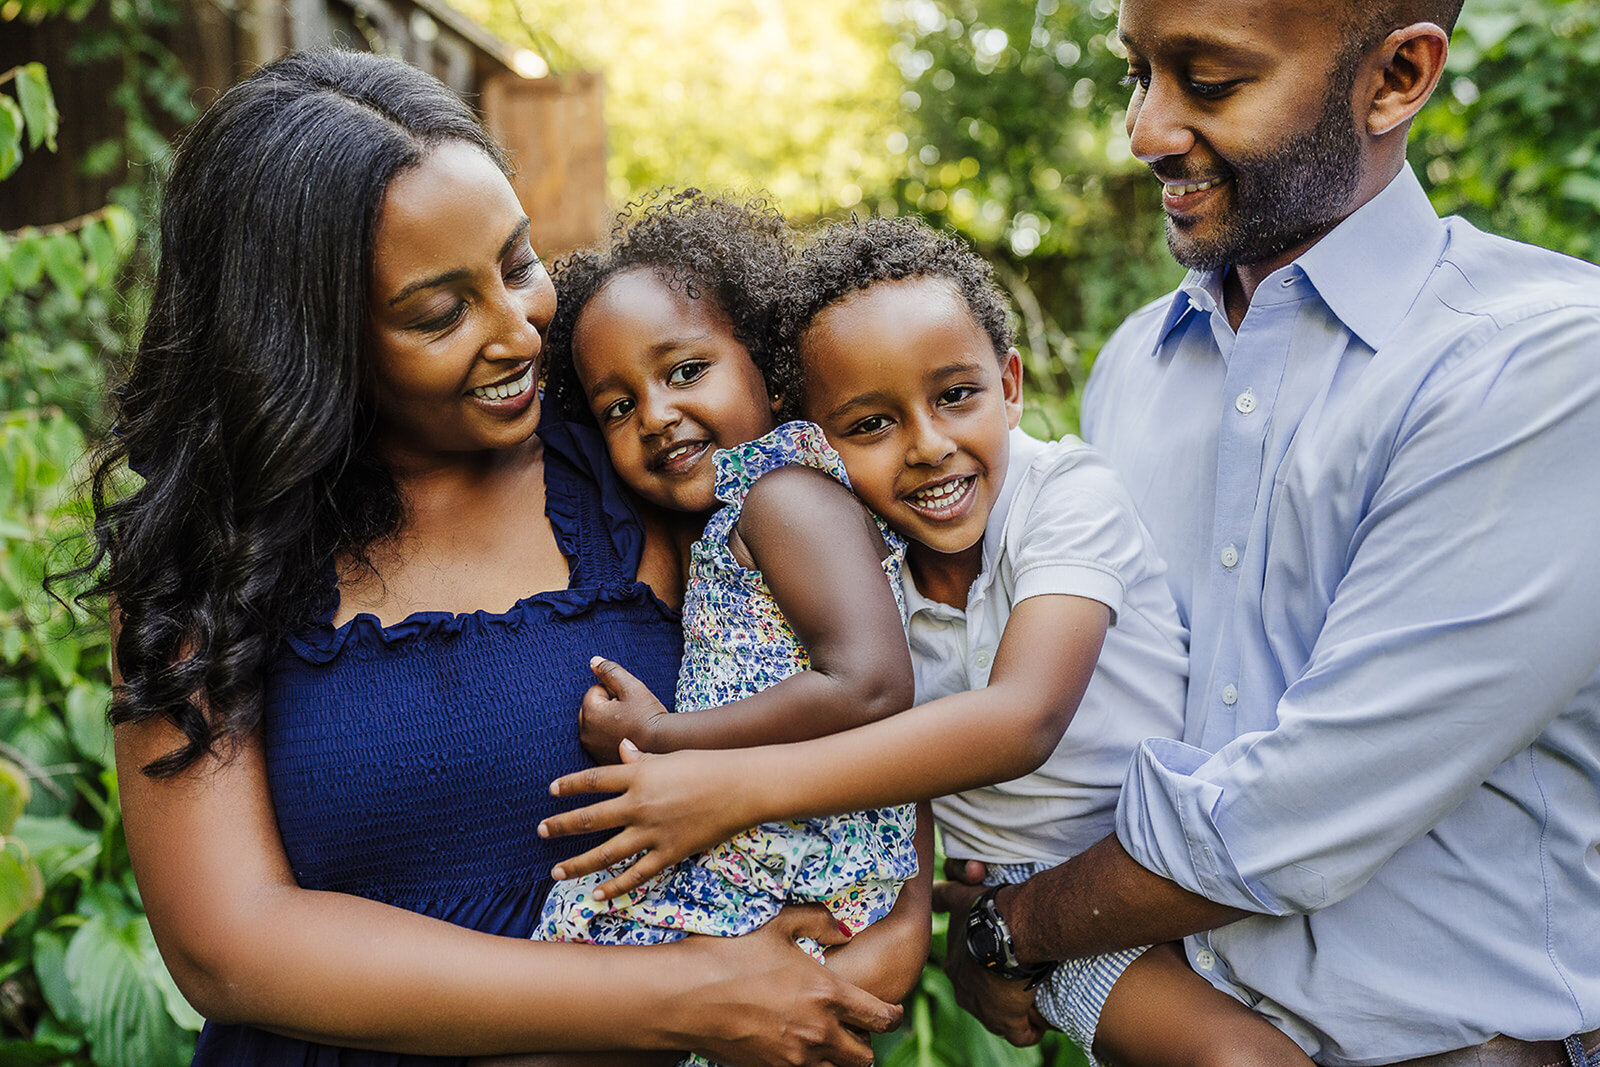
[1153,165,1447,352]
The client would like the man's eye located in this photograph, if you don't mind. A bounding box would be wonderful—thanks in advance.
[1188,79,1237,99]
[667,360,709,386]
[1120,70,1150,92]
[600,397,635,422]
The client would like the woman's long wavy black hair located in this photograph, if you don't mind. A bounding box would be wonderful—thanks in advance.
[541,188,795,426]
[67,50,508,777]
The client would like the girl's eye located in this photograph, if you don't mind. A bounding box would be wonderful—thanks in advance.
[415,301,467,333]
[667,360,709,386]
[599,397,635,423]
[848,414,892,436]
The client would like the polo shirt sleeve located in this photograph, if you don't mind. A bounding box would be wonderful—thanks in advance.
[1008,442,1161,624]
[1116,307,1600,916]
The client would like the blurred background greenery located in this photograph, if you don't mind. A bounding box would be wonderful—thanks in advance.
[2,0,1597,1062]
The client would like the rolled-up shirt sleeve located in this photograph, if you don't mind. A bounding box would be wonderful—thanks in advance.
[1116,307,1600,916]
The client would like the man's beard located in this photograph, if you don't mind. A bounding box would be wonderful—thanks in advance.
[1163,67,1365,271]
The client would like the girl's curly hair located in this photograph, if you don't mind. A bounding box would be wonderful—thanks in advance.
[773,215,1015,420]
[542,188,795,425]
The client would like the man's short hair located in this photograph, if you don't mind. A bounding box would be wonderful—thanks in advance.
[1342,0,1465,51]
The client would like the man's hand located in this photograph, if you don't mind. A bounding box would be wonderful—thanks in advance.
[579,657,669,764]
[932,879,1048,1047]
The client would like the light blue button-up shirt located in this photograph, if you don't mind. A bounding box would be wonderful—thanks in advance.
[1082,166,1600,1064]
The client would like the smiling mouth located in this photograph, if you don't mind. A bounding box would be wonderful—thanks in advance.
[469,363,535,401]
[653,440,709,475]
[905,476,975,517]
[1164,177,1224,196]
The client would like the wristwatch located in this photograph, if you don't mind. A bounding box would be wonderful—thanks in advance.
[964,886,1057,986]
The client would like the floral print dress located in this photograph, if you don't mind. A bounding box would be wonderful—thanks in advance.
[537,422,918,988]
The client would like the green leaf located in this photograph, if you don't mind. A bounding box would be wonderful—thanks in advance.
[0,842,44,934]
[32,925,85,1032]
[66,913,192,1067]
[0,1040,80,1065]
[10,813,99,886]
[0,759,28,834]
[39,235,88,301]
[9,234,44,291]
[101,203,137,257]
[0,95,23,181]
[64,683,110,765]
[80,220,120,285]
[15,63,59,153]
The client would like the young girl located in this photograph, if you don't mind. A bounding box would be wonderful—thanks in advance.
[533,191,931,1027]
[542,217,1318,1067]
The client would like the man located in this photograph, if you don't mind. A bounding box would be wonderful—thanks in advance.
[939,0,1600,1063]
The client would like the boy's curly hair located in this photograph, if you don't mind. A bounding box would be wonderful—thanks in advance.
[773,215,1015,420]
[543,188,794,425]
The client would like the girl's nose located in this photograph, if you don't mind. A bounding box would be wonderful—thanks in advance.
[637,391,681,437]
[905,414,957,466]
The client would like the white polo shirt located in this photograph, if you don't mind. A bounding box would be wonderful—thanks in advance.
[916,428,1188,866]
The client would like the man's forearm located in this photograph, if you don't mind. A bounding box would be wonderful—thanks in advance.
[1001,834,1251,965]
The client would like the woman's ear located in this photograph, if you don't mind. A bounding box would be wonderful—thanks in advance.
[1364,23,1450,137]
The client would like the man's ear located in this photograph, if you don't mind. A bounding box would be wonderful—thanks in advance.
[1364,23,1450,136]
[1001,347,1024,430]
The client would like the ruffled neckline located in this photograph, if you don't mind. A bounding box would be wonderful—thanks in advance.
[286,420,675,665]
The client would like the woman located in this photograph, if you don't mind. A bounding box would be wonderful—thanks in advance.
[85,49,919,1065]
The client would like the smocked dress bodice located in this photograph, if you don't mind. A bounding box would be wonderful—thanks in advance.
[191,423,683,1066]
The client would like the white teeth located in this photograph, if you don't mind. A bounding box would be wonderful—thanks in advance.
[665,444,693,462]
[470,363,534,401]
[911,478,971,508]
[1167,178,1221,195]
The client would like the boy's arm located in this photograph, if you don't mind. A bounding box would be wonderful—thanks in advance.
[580,463,913,761]
[546,592,1110,897]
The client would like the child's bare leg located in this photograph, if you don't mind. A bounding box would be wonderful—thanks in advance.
[1091,943,1313,1067]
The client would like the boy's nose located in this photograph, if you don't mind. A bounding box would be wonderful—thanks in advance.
[906,418,957,466]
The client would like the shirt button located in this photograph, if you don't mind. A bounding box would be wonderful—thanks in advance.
[973,649,992,669]
[1234,389,1257,414]
[1195,948,1216,970]
[1221,684,1238,706]
[1280,276,1296,287]
[1219,544,1239,568]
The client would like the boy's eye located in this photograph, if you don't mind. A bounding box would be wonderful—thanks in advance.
[599,397,635,423]
[939,385,979,405]
[667,360,709,386]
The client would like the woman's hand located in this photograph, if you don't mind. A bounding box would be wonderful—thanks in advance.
[672,905,902,1067]
[542,745,754,898]
[580,657,670,764]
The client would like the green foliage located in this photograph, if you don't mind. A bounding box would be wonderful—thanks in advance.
[1413,0,1600,264]
[2,12,200,1062]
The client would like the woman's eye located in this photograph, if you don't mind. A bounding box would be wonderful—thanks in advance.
[599,397,635,423]
[415,301,467,333]
[506,254,544,284]
[667,360,709,386]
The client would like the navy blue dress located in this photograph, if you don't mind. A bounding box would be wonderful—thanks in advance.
[191,424,683,1065]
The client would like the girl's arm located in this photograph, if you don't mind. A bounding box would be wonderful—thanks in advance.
[545,593,1110,898]
[581,463,913,760]
[116,712,898,1063]
[820,801,935,1004]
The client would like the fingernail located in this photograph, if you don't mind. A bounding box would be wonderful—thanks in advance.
[593,888,607,901]
[621,738,640,753]
[537,821,549,837]
[590,655,604,667]
[837,919,852,936]
[551,865,565,879]
[548,781,561,796]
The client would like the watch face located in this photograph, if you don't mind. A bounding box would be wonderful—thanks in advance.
[967,906,1004,965]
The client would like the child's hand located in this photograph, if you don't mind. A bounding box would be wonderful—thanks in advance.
[539,745,755,901]
[579,656,669,764]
